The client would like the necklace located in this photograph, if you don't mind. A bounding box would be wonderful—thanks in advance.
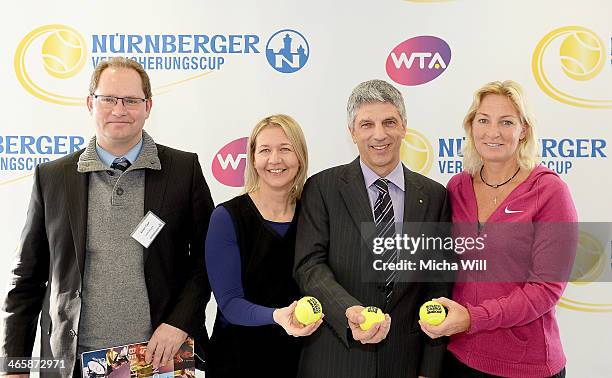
[479,165,520,205]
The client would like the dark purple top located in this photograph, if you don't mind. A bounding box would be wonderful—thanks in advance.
[205,206,291,326]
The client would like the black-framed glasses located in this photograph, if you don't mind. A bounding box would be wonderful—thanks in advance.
[92,94,147,108]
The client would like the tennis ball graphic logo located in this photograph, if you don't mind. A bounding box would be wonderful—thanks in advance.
[559,31,604,81]
[570,231,605,285]
[14,24,87,105]
[531,26,612,109]
[41,28,86,79]
[400,128,434,175]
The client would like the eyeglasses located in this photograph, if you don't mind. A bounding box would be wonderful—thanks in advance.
[92,94,147,108]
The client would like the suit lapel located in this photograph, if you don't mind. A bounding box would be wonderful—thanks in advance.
[388,165,428,311]
[143,145,170,263]
[402,167,427,226]
[64,154,88,279]
[338,158,374,244]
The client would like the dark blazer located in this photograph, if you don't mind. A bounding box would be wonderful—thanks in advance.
[0,144,214,376]
[294,158,452,378]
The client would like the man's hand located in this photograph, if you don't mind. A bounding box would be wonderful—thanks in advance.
[4,375,29,378]
[145,323,188,369]
[418,297,470,339]
[345,305,391,344]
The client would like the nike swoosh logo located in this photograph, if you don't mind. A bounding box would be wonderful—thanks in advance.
[504,206,524,214]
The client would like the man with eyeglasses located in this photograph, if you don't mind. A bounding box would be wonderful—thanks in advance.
[0,57,214,377]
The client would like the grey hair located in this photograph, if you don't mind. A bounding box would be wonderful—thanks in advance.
[346,79,407,129]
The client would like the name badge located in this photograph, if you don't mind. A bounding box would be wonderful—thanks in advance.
[131,211,166,248]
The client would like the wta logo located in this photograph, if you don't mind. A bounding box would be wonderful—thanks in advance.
[212,137,248,187]
[386,36,451,86]
[532,26,612,108]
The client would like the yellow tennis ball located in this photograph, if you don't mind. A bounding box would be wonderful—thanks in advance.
[559,31,604,81]
[294,296,323,325]
[419,301,446,326]
[400,129,434,175]
[41,28,86,79]
[359,306,385,331]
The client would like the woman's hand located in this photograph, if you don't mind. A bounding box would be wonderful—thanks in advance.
[273,301,324,337]
[419,297,471,339]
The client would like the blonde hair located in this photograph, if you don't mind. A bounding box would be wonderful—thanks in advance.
[243,114,308,201]
[462,80,539,175]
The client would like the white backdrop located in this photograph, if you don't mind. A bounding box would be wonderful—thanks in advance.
[1,0,611,376]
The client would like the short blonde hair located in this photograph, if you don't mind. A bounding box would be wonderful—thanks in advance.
[243,114,308,201]
[89,57,152,98]
[462,80,539,175]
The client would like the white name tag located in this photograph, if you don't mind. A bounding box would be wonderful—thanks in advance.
[131,211,166,248]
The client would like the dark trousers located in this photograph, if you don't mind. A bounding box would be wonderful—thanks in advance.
[73,361,80,377]
[443,352,566,378]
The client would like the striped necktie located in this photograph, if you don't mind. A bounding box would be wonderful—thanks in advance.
[111,157,131,172]
[373,178,397,302]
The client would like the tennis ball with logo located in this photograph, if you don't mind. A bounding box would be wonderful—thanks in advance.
[359,306,385,331]
[294,296,323,325]
[419,300,447,326]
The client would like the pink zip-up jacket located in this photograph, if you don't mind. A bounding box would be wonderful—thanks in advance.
[446,165,578,377]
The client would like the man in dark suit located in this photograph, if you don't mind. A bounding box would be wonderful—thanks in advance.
[294,79,452,378]
[0,57,213,377]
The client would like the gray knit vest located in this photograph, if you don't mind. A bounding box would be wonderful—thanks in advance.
[75,131,161,353]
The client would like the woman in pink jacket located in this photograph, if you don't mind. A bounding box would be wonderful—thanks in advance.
[419,80,577,377]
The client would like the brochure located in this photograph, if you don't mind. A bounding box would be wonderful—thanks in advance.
[80,338,195,378]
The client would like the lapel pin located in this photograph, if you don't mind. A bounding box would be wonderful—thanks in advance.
[419,199,423,204]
